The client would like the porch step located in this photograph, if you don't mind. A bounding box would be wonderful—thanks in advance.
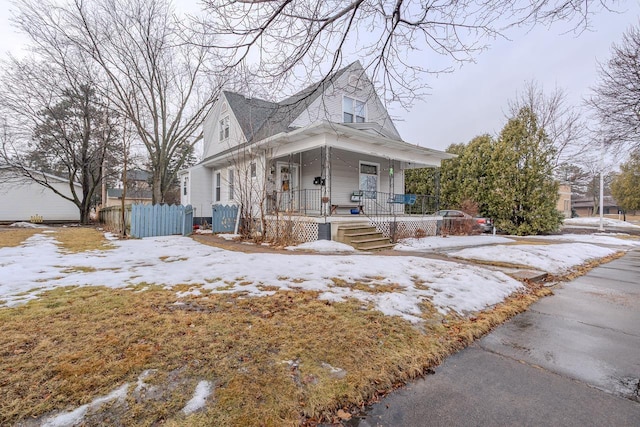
[335,224,394,251]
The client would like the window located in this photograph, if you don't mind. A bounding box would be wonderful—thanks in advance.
[343,96,366,123]
[250,162,257,178]
[228,169,235,200]
[359,162,378,198]
[183,177,188,196]
[219,116,230,141]
[215,172,221,202]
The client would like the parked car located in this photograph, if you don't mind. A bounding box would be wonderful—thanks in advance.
[435,210,493,234]
[474,216,494,233]
[435,210,472,219]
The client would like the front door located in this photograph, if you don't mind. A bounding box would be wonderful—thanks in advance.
[276,162,299,211]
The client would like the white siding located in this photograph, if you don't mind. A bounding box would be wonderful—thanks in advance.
[186,165,213,219]
[0,172,81,222]
[202,94,247,160]
[289,63,401,140]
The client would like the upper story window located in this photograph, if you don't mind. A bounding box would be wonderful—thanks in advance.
[219,116,230,142]
[183,177,188,196]
[250,162,257,178]
[343,96,365,123]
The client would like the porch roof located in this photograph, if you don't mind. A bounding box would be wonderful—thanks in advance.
[200,120,455,168]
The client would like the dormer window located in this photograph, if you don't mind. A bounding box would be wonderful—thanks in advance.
[219,116,230,141]
[343,96,365,123]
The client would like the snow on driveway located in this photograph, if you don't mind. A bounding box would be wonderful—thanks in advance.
[564,217,640,229]
[395,235,515,251]
[524,234,640,247]
[0,233,525,322]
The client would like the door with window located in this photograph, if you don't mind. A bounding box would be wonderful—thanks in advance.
[276,163,299,211]
[359,162,378,199]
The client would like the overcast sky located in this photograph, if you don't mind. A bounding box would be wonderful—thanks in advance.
[1,1,638,154]
[391,3,640,151]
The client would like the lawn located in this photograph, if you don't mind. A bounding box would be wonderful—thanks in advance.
[0,227,624,426]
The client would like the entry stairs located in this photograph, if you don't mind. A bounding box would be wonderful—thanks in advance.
[336,223,395,251]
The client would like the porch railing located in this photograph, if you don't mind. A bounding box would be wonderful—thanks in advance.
[267,189,438,217]
[268,189,323,215]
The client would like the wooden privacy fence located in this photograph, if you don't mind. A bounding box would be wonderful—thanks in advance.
[130,204,193,238]
[212,204,239,233]
[99,204,193,238]
[98,205,132,234]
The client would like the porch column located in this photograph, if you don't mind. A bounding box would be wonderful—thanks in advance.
[324,145,331,217]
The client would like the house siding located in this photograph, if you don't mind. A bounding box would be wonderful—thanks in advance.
[202,94,247,161]
[326,149,403,205]
[0,172,81,222]
[289,64,401,140]
[187,165,213,220]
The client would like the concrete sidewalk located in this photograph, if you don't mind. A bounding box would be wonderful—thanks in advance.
[353,250,640,426]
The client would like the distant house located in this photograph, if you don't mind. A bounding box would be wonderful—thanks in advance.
[0,166,82,223]
[105,169,153,207]
[556,184,572,218]
[179,61,453,242]
[572,195,620,217]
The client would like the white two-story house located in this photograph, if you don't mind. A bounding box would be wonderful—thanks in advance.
[179,61,454,242]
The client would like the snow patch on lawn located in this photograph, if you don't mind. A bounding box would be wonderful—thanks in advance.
[286,240,356,252]
[395,235,515,251]
[450,243,617,274]
[41,383,128,427]
[0,234,526,321]
[564,217,640,229]
[9,221,45,228]
[181,381,213,415]
[525,234,640,247]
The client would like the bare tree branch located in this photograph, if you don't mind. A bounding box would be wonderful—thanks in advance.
[199,0,614,107]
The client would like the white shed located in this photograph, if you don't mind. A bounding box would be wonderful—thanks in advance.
[0,167,82,223]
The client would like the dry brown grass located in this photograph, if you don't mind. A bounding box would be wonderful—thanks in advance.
[0,278,550,427]
[0,228,42,247]
[53,227,115,253]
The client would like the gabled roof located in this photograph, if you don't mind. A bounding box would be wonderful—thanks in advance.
[107,188,153,199]
[0,164,82,187]
[224,62,357,143]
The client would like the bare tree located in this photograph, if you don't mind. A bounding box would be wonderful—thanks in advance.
[508,80,585,169]
[589,21,640,153]
[13,0,224,203]
[0,57,119,224]
[201,0,613,106]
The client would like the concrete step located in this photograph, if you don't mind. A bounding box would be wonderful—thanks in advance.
[354,242,396,251]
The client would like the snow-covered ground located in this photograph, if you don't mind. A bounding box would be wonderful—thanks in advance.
[2,230,629,321]
[0,233,524,322]
[286,240,356,252]
[395,235,515,251]
[525,234,640,247]
[449,243,617,274]
[564,217,640,229]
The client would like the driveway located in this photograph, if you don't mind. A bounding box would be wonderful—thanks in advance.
[353,250,640,426]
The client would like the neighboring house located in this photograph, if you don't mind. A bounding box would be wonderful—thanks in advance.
[180,61,454,241]
[0,166,82,223]
[105,169,153,208]
[572,195,621,217]
[556,184,572,218]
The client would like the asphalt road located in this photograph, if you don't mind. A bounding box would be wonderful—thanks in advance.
[353,250,640,427]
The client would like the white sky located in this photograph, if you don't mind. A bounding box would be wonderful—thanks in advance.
[393,3,640,151]
[1,1,638,153]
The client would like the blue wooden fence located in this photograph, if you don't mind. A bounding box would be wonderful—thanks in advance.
[130,204,193,238]
[212,204,239,233]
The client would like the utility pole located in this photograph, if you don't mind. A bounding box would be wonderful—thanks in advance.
[598,141,605,232]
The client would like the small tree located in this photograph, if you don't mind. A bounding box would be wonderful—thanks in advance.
[489,107,562,235]
[611,150,640,214]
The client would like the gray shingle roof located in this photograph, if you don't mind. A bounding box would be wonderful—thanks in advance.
[225,62,358,143]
